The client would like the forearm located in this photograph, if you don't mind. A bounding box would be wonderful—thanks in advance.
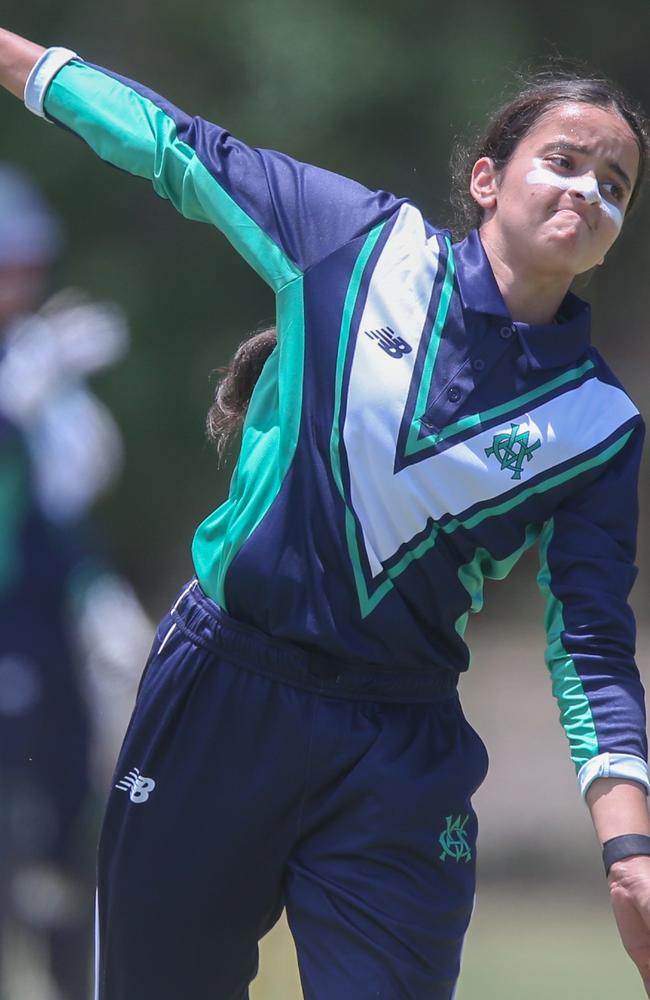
[588,778,650,994]
[0,28,44,99]
[587,777,650,845]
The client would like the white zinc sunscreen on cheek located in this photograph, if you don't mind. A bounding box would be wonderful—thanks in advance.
[525,158,624,230]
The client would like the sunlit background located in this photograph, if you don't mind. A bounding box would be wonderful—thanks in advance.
[3,1,650,996]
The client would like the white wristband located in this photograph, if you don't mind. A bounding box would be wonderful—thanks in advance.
[24,47,79,120]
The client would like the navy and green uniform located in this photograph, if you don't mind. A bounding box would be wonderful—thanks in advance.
[27,50,648,1000]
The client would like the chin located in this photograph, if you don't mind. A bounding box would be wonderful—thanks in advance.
[532,233,591,279]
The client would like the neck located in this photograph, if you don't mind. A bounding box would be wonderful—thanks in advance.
[479,228,572,325]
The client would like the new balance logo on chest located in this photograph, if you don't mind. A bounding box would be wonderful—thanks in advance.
[364,326,412,359]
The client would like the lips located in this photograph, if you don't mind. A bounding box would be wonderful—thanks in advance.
[554,208,592,231]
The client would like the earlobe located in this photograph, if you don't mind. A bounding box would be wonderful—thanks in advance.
[470,157,499,212]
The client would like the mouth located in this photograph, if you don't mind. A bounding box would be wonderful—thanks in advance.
[553,208,593,232]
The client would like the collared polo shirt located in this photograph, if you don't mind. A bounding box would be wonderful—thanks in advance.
[26,50,648,796]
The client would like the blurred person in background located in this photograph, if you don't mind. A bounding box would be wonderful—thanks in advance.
[0,164,152,1000]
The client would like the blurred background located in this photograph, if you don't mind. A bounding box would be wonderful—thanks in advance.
[2,0,650,996]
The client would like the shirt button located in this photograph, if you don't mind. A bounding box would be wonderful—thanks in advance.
[447,385,461,402]
[499,325,515,339]
[472,358,486,372]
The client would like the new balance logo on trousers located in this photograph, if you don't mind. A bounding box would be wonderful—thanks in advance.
[115,767,156,803]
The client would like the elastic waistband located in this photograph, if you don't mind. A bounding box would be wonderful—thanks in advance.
[169,580,458,704]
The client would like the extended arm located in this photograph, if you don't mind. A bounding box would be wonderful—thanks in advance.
[538,419,650,992]
[0,31,401,291]
[0,28,44,99]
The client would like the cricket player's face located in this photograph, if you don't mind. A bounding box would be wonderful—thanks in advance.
[475,103,640,279]
[0,266,47,330]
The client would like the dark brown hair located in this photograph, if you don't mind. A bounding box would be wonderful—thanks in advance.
[206,324,277,462]
[450,73,649,237]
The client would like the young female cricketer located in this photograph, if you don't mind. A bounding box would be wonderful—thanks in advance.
[1,26,650,1000]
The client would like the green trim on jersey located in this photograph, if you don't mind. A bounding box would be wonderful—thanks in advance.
[330,222,387,617]
[436,359,596,445]
[455,523,542,641]
[193,276,306,608]
[46,62,309,610]
[46,63,300,292]
[443,428,633,535]
[404,239,456,456]
[537,517,599,770]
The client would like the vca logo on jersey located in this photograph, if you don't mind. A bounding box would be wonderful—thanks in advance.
[485,422,541,480]
[364,326,412,359]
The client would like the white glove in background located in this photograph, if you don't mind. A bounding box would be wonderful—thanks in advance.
[73,571,155,789]
[0,290,129,521]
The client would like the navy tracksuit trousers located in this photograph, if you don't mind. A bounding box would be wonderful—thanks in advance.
[96,582,488,999]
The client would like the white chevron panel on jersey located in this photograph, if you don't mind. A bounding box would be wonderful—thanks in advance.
[342,216,638,577]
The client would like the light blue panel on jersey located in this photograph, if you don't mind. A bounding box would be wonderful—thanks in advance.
[537,517,599,770]
[332,204,638,617]
[45,63,301,293]
[330,222,390,616]
[403,240,455,457]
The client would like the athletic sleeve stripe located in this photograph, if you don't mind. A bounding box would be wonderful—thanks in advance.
[538,516,600,771]
[43,62,301,292]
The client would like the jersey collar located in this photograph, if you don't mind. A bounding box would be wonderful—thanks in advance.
[453,228,592,370]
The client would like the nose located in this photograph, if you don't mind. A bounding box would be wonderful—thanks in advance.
[567,173,601,205]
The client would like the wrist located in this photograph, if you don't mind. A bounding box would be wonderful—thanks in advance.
[603,834,650,877]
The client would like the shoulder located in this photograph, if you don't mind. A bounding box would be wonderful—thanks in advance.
[588,347,644,427]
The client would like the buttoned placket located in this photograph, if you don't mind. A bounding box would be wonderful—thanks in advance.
[421,322,517,435]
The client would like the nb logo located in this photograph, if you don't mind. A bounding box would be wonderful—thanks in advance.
[364,326,412,359]
[485,422,541,480]
[115,767,156,804]
[439,814,472,864]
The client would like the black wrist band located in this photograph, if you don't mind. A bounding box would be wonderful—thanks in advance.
[602,834,650,876]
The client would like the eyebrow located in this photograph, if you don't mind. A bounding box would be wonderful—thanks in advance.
[538,141,633,193]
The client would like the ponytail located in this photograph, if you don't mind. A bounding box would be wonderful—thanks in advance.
[206,325,277,463]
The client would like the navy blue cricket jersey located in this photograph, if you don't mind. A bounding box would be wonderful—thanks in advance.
[26,50,648,796]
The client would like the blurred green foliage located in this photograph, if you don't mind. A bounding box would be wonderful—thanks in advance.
[2,1,650,610]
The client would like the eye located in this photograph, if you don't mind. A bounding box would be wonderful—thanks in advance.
[601,180,625,202]
[545,154,572,170]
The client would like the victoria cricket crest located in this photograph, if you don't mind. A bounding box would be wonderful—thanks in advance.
[485,422,541,480]
[439,815,472,863]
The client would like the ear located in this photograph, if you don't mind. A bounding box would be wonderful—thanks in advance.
[470,157,499,213]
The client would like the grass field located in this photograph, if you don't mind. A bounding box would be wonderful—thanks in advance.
[7,883,638,997]
[252,884,640,999]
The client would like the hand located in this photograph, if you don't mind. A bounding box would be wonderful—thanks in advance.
[608,855,650,995]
